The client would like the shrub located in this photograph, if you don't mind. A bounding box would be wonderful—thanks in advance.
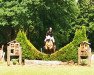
[80,59,87,66]
[12,59,18,65]
[16,26,88,62]
[50,26,88,62]
[16,31,48,60]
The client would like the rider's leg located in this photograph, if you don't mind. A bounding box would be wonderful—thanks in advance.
[51,36,55,43]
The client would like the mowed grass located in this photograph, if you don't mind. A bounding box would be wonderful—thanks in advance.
[0,61,94,75]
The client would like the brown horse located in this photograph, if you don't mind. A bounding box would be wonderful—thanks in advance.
[44,39,56,54]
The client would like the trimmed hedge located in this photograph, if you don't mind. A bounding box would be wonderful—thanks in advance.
[50,26,88,62]
[16,31,48,60]
[16,26,88,62]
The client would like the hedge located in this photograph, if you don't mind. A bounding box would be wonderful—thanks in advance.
[50,26,88,62]
[16,26,88,62]
[16,31,49,60]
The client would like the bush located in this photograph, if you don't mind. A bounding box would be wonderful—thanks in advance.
[50,26,88,62]
[16,31,48,60]
[80,59,87,66]
[16,26,88,62]
[12,59,18,65]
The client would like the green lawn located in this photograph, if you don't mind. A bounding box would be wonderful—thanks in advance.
[0,61,94,75]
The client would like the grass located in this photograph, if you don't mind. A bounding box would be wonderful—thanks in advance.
[0,61,94,75]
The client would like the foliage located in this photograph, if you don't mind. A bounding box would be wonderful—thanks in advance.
[0,0,93,59]
[0,0,79,50]
[50,26,88,62]
[80,59,87,66]
[29,0,80,49]
[16,30,48,60]
[74,0,94,49]
[16,26,87,62]
[12,59,18,65]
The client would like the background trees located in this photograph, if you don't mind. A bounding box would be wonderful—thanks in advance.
[75,0,94,49]
[0,0,94,51]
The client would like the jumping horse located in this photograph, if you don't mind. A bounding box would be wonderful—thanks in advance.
[44,39,56,54]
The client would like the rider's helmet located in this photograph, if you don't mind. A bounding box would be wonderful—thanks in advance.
[49,27,52,32]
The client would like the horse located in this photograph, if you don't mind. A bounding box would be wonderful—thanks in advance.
[44,39,56,54]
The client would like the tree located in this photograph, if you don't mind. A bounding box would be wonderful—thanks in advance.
[0,0,79,50]
[29,0,80,49]
[74,0,94,49]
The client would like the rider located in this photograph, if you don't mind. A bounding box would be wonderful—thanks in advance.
[44,27,55,44]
